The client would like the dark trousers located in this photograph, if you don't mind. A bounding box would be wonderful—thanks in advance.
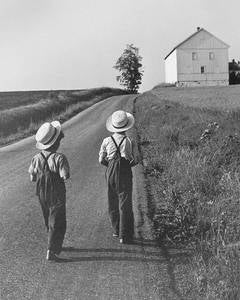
[39,197,66,255]
[106,158,134,239]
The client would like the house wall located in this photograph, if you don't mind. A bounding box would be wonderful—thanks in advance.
[165,50,177,83]
[165,29,229,87]
[177,48,229,86]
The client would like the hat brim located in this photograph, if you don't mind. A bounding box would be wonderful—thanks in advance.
[36,121,62,150]
[106,112,135,133]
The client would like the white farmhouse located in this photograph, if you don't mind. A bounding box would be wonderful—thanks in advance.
[164,27,230,87]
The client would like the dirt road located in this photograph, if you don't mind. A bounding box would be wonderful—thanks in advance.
[0,95,188,300]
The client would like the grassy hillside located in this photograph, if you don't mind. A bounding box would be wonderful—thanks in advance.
[134,85,240,299]
[0,90,76,110]
[0,87,127,146]
[152,85,240,110]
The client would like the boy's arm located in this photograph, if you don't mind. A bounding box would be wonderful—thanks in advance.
[130,140,141,167]
[99,139,108,166]
[28,157,37,182]
[59,155,70,180]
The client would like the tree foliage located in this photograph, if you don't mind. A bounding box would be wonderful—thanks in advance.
[114,44,144,93]
[229,59,240,85]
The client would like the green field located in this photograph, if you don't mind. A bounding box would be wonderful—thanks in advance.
[135,85,240,299]
[0,87,127,146]
[0,90,78,110]
[152,84,240,110]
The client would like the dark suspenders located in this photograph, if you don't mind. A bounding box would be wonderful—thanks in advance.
[111,136,126,154]
[40,152,52,170]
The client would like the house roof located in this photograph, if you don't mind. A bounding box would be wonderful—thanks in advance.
[164,28,230,60]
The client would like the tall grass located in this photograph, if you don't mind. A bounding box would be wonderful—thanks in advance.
[135,91,240,299]
[0,87,127,146]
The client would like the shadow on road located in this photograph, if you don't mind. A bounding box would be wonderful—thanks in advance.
[55,239,192,299]
[61,247,191,260]
[57,240,192,264]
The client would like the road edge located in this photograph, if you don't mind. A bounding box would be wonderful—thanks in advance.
[125,95,155,240]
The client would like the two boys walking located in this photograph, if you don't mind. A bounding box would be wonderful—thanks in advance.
[29,110,138,261]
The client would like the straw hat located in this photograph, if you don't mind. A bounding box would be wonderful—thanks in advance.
[35,121,62,150]
[106,110,135,133]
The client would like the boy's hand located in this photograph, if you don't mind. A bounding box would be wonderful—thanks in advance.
[130,160,136,167]
[30,174,36,182]
[62,174,70,180]
[100,159,108,167]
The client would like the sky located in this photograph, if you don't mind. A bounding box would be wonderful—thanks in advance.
[0,0,239,92]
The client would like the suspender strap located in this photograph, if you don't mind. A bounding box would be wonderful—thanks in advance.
[40,152,52,170]
[111,136,126,153]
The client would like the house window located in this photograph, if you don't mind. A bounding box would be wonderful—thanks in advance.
[209,52,215,60]
[192,52,197,60]
[201,66,205,73]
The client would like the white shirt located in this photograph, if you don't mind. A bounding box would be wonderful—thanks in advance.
[99,133,139,166]
[28,150,70,181]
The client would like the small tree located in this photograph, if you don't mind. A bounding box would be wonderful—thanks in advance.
[114,44,144,93]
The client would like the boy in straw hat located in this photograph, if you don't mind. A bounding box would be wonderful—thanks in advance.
[28,121,70,261]
[99,110,139,244]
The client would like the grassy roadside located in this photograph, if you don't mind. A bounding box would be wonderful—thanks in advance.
[0,87,127,146]
[134,87,240,299]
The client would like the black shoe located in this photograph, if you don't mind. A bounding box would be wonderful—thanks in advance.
[46,250,60,261]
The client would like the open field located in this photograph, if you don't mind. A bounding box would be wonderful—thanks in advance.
[152,84,240,110]
[0,87,127,146]
[0,90,82,110]
[134,85,240,299]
